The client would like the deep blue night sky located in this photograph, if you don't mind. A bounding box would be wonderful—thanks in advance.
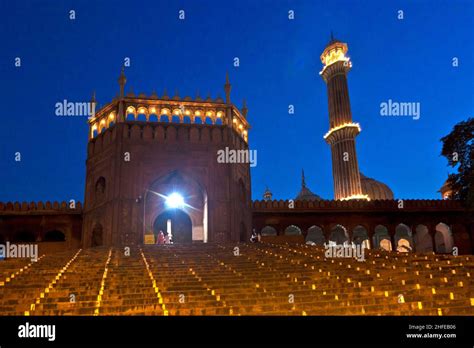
[0,0,472,202]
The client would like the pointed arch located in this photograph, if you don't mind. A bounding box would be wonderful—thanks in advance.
[306,225,325,245]
[414,224,433,252]
[435,223,454,254]
[352,225,370,249]
[284,225,302,235]
[395,223,413,252]
[373,225,392,251]
[329,224,349,245]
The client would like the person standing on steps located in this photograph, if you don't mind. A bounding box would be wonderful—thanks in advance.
[156,230,165,245]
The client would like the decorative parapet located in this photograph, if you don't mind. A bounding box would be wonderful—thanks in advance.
[251,199,467,212]
[86,122,249,157]
[88,95,249,142]
[0,201,83,214]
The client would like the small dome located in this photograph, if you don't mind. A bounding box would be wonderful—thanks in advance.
[263,187,273,201]
[360,173,394,200]
[295,169,322,201]
[295,186,322,201]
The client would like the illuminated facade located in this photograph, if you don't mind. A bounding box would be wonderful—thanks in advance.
[319,38,368,201]
[0,39,470,255]
[319,37,393,201]
[82,69,252,247]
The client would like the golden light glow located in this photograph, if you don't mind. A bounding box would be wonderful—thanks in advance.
[140,249,168,316]
[108,113,115,120]
[322,48,350,67]
[324,122,361,140]
[126,106,135,113]
[232,118,237,123]
[27,250,82,316]
[340,194,370,201]
[238,124,243,130]
[319,43,351,75]
[138,107,146,114]
[162,109,168,115]
[195,111,201,116]
[150,107,156,114]
[185,110,190,115]
[217,112,222,117]
[94,249,112,316]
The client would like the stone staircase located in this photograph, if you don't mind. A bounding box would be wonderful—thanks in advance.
[0,243,472,316]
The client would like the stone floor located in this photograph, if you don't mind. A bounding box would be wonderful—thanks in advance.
[0,243,473,316]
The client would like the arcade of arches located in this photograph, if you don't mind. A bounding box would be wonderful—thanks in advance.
[258,222,466,254]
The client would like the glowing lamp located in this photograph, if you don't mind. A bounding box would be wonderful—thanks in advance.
[166,192,184,209]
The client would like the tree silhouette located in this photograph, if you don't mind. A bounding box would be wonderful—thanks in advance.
[441,117,474,207]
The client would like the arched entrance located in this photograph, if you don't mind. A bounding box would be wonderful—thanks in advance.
[144,170,208,243]
[306,226,325,245]
[153,209,192,244]
[329,225,349,245]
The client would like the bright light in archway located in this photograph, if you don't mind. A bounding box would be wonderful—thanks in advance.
[166,192,184,209]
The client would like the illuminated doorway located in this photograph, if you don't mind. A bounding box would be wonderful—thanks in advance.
[153,209,192,243]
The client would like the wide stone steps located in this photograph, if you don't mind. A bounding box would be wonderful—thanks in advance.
[0,243,473,315]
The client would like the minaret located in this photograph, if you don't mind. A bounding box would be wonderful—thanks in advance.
[319,36,368,201]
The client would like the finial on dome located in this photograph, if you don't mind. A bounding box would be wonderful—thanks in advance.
[301,169,306,188]
[90,91,97,118]
[118,66,127,97]
[242,99,248,118]
[195,89,202,101]
[263,186,273,201]
[224,72,231,104]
